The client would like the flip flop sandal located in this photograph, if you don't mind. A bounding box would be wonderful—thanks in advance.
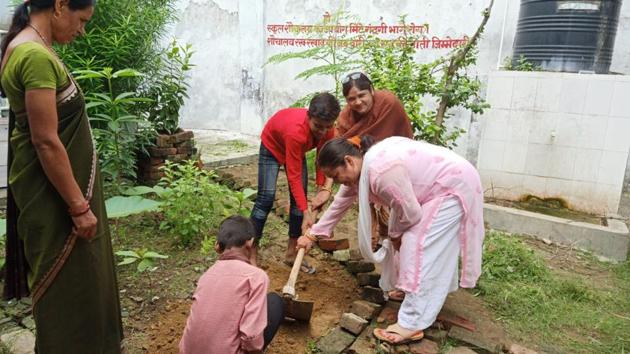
[283,259,316,274]
[387,290,405,302]
[373,324,424,345]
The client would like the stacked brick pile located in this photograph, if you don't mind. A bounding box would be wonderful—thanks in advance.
[138,129,196,185]
[315,246,538,354]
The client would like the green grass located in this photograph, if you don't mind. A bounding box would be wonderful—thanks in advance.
[476,231,630,353]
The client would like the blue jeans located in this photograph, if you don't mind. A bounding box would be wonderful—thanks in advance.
[250,143,307,240]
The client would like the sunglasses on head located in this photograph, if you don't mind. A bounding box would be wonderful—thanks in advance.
[341,72,363,84]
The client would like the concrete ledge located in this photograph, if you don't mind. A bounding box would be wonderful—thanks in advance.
[203,154,258,169]
[484,203,630,262]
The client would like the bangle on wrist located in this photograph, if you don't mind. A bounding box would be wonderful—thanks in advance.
[320,186,332,194]
[69,201,90,217]
[304,230,318,242]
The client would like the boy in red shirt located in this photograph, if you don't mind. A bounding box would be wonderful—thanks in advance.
[250,92,340,271]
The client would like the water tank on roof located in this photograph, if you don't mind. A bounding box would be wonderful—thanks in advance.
[512,0,622,74]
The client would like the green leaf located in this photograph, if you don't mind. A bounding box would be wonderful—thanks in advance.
[112,68,143,78]
[105,196,162,218]
[115,250,140,258]
[242,188,257,200]
[117,257,137,266]
[0,219,6,237]
[143,251,168,259]
[137,258,154,273]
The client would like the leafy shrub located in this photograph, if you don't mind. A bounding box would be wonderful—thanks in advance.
[75,68,154,191]
[57,0,178,97]
[157,160,256,247]
[141,40,195,134]
[502,55,541,72]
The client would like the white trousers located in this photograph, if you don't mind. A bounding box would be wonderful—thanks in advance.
[397,196,463,331]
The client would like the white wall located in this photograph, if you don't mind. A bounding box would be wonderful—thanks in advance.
[171,0,630,153]
[479,71,630,214]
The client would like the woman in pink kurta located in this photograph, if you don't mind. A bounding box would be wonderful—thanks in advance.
[297,136,484,344]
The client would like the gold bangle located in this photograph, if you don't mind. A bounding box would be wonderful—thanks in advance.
[320,186,332,194]
[305,231,318,242]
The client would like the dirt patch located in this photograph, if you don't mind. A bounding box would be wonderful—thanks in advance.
[117,161,361,353]
[486,197,606,226]
[125,225,358,354]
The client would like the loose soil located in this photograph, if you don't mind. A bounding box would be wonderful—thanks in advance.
[117,161,361,353]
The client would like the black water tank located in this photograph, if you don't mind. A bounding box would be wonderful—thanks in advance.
[513,0,622,74]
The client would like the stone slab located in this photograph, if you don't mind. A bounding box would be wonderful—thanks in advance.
[316,327,356,354]
[361,286,385,304]
[356,272,380,287]
[340,313,368,335]
[349,300,382,320]
[484,203,630,261]
[346,261,375,274]
[409,339,439,354]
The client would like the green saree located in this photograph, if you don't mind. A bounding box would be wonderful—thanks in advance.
[2,42,123,353]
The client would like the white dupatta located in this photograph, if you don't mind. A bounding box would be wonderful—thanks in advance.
[357,148,397,291]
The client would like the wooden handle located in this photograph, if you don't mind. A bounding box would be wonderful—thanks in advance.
[283,248,305,297]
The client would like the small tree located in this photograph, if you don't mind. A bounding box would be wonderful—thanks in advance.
[265,8,361,105]
[361,3,493,148]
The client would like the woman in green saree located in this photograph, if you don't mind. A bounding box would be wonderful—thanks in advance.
[0,1,123,352]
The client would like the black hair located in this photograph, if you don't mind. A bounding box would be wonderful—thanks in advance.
[341,72,374,97]
[217,215,256,251]
[307,92,341,123]
[317,135,375,169]
[0,0,96,60]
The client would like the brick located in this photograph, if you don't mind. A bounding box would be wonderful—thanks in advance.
[340,313,368,335]
[424,328,448,344]
[333,249,350,262]
[346,328,377,354]
[448,326,503,353]
[509,343,538,354]
[315,327,355,354]
[349,248,363,260]
[139,163,165,173]
[318,238,350,252]
[156,134,174,147]
[141,170,165,180]
[148,147,177,158]
[346,261,375,274]
[165,153,189,162]
[172,130,194,143]
[356,272,380,287]
[361,286,385,304]
[437,311,476,332]
[174,139,194,148]
[376,302,399,324]
[349,300,382,320]
[139,157,165,166]
[445,348,477,354]
[176,146,194,155]
[409,339,439,354]
[385,300,401,310]
[394,344,410,353]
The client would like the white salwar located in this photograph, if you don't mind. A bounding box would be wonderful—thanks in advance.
[397,196,462,330]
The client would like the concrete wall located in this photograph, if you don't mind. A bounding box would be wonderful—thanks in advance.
[170,0,630,138]
[479,71,630,215]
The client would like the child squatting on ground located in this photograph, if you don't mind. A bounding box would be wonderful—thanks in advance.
[179,215,284,354]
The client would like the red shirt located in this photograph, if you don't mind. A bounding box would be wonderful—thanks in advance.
[261,108,334,211]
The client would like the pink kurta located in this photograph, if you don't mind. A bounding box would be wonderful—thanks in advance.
[311,137,484,291]
[179,250,268,354]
